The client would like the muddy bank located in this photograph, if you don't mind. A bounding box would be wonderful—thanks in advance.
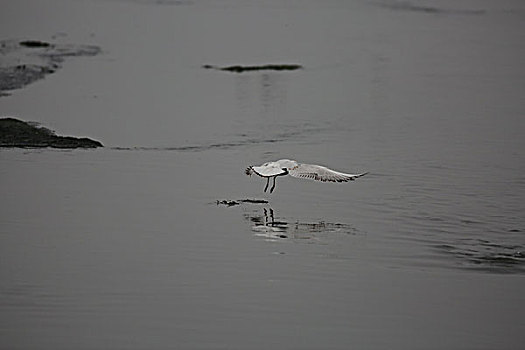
[0,39,101,97]
[203,64,302,73]
[0,118,103,148]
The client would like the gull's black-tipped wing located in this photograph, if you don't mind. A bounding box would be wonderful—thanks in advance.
[288,164,368,182]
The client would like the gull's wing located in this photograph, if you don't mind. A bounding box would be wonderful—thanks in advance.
[246,163,287,177]
[288,163,368,182]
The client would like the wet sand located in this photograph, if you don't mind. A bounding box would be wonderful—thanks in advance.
[1,0,525,349]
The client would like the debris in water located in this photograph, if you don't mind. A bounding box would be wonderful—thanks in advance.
[216,198,269,207]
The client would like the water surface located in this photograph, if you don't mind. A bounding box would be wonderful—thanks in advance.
[1,0,525,349]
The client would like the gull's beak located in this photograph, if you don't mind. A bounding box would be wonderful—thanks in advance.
[245,166,253,176]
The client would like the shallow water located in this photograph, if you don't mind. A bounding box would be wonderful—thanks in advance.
[1,0,525,349]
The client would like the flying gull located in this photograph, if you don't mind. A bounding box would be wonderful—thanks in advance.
[245,159,368,193]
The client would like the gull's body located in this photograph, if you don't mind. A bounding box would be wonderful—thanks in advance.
[245,159,368,193]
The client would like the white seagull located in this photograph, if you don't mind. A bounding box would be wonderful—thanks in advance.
[245,159,368,193]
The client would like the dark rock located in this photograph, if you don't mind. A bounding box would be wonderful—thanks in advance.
[203,64,302,73]
[0,118,103,149]
[19,40,52,48]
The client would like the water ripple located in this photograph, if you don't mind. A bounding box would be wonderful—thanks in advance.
[434,238,525,274]
[111,123,324,152]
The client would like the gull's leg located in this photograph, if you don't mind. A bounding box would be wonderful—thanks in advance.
[270,176,277,193]
[264,177,270,192]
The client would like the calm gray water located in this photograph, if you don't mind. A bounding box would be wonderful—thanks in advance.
[1,0,525,349]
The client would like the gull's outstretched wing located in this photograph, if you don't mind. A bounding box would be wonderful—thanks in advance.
[288,164,368,182]
[246,163,287,178]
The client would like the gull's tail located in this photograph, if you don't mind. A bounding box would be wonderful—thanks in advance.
[245,166,253,176]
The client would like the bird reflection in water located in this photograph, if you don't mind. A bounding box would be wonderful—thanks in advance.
[244,207,357,240]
